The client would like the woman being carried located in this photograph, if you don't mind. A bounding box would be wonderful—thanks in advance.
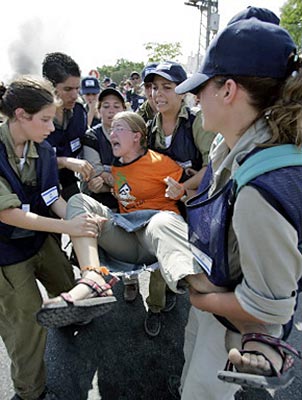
[37,111,225,333]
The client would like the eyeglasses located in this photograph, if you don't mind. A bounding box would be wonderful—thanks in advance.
[109,126,133,134]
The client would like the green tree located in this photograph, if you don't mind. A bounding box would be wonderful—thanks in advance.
[280,0,302,52]
[144,42,182,62]
[97,59,145,86]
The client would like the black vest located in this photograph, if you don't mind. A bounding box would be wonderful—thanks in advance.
[83,123,114,168]
[148,108,203,180]
[0,141,60,266]
[46,102,87,187]
[187,146,302,338]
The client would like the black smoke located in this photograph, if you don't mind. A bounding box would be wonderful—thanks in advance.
[8,18,43,76]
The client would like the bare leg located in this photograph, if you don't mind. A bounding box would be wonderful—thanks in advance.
[44,236,112,305]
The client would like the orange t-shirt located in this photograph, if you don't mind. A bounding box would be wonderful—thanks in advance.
[112,149,183,214]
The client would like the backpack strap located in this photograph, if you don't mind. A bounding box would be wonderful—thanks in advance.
[234,144,302,194]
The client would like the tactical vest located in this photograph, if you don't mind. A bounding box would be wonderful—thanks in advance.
[127,89,146,112]
[187,145,302,338]
[82,125,118,209]
[0,141,60,266]
[148,108,203,178]
[83,123,114,170]
[187,145,302,287]
[46,102,87,187]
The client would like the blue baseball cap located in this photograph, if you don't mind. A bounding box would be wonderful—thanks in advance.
[144,61,187,84]
[176,18,296,95]
[81,76,100,94]
[141,62,159,82]
[228,6,280,25]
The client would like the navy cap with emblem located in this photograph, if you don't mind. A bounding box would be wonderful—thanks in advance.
[144,61,187,84]
[81,76,101,95]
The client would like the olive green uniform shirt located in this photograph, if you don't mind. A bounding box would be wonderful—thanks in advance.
[0,122,38,211]
[150,104,216,167]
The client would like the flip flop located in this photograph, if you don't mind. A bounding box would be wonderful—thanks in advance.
[217,332,302,390]
[36,277,118,328]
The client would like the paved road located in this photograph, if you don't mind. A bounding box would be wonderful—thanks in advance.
[0,273,301,400]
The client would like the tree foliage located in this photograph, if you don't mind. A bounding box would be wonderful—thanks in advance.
[95,41,183,85]
[144,42,182,62]
[97,59,144,85]
[280,0,302,52]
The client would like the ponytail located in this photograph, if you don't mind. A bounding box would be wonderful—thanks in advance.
[266,67,302,147]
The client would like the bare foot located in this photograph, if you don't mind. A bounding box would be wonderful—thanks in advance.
[228,340,283,376]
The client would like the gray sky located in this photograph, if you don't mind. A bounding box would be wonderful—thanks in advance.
[0,0,285,81]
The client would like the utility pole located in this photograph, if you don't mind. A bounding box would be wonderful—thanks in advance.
[184,1,219,71]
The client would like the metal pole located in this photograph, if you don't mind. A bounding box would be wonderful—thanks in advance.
[184,1,219,71]
[206,1,211,48]
[197,7,203,69]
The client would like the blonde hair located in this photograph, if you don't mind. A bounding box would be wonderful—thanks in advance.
[113,111,147,148]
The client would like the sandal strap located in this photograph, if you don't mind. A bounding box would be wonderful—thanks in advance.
[81,266,110,275]
[78,277,112,297]
[242,333,302,359]
[108,276,120,287]
[80,265,120,287]
[60,292,74,304]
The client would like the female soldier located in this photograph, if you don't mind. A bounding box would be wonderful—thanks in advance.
[143,61,217,332]
[0,76,106,400]
[172,17,302,400]
[145,60,216,191]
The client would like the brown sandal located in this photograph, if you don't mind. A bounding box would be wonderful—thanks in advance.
[218,332,302,390]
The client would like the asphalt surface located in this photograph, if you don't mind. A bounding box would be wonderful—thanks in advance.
[0,272,301,400]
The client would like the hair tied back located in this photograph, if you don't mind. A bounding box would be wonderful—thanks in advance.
[288,53,302,78]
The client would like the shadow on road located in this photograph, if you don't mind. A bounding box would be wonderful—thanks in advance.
[45,273,190,400]
[44,276,302,400]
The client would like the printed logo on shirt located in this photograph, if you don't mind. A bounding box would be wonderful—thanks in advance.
[114,172,143,209]
[116,182,137,207]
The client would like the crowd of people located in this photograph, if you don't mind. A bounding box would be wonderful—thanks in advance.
[0,6,302,400]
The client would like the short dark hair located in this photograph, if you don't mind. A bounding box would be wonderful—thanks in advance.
[42,52,81,86]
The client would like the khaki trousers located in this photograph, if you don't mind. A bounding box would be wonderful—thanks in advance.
[180,307,238,400]
[0,235,74,399]
[67,194,202,313]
